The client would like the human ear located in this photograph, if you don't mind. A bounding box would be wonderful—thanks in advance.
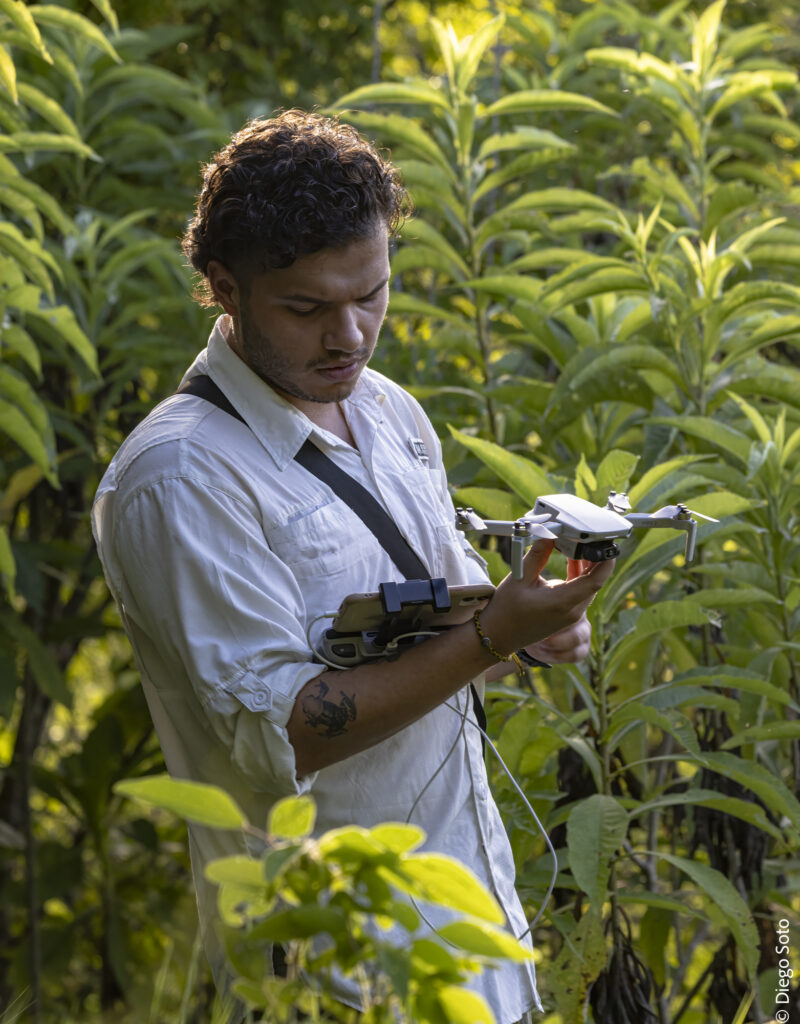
[206,260,241,316]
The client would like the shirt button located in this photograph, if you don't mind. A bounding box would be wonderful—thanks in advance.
[252,691,268,707]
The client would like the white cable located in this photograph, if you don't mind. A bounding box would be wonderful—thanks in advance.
[304,616,557,938]
[443,699,559,940]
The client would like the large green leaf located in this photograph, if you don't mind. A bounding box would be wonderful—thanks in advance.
[696,751,800,830]
[16,81,81,138]
[448,426,550,505]
[607,602,711,674]
[484,90,618,119]
[25,305,98,374]
[0,130,100,160]
[436,920,532,962]
[385,852,504,923]
[333,80,451,113]
[646,415,752,465]
[114,774,248,829]
[567,794,628,906]
[0,0,52,62]
[342,111,455,177]
[29,5,121,62]
[652,852,759,980]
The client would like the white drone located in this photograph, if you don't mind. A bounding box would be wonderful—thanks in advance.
[455,491,718,578]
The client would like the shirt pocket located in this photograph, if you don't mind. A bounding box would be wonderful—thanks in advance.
[265,498,376,579]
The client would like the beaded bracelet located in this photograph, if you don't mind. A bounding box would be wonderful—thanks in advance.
[472,610,524,677]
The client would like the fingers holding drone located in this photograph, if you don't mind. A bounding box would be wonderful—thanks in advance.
[481,542,615,656]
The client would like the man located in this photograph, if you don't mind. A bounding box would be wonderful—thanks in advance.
[92,110,614,1022]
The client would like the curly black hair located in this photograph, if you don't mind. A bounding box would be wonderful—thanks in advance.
[181,109,408,306]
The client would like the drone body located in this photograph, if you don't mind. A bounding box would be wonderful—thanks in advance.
[455,492,717,578]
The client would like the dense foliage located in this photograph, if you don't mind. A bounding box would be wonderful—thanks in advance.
[1,0,798,1021]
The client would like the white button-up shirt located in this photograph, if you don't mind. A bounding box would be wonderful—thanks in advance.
[92,316,541,1021]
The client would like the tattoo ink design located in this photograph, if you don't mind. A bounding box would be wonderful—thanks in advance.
[302,679,357,738]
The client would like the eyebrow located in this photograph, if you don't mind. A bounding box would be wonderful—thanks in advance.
[278,277,389,305]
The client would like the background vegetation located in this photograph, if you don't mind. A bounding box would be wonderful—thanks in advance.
[1,0,798,1021]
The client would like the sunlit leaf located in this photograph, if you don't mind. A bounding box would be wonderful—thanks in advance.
[268,795,316,839]
[114,774,248,829]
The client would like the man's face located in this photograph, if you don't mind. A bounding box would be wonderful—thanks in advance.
[231,225,391,412]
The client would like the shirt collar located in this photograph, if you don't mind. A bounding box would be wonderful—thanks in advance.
[186,315,386,471]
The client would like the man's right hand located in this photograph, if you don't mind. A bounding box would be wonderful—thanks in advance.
[478,539,615,657]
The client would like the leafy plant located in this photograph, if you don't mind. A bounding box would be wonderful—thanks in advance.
[114,779,532,1024]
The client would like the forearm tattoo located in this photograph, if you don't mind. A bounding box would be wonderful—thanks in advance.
[301,678,357,738]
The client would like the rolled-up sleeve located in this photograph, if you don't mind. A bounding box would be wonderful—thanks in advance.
[111,474,324,794]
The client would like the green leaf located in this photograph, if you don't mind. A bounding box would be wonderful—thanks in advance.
[389,292,467,326]
[697,751,800,830]
[113,774,248,829]
[437,920,532,962]
[550,911,607,1019]
[29,5,121,62]
[608,602,711,675]
[0,169,74,236]
[205,855,265,887]
[476,126,573,161]
[369,822,425,853]
[722,720,800,749]
[646,415,752,465]
[484,90,618,119]
[25,305,98,374]
[333,80,451,113]
[586,47,689,99]
[0,130,100,160]
[267,795,315,839]
[0,397,56,482]
[0,41,16,103]
[709,70,797,121]
[87,0,119,33]
[388,852,504,923]
[462,274,543,305]
[436,986,494,1024]
[0,610,70,706]
[448,426,550,505]
[0,525,14,599]
[455,16,504,96]
[16,82,80,138]
[692,0,725,79]
[627,455,712,506]
[652,852,759,980]
[0,0,52,62]
[398,219,470,278]
[544,269,649,311]
[605,705,700,757]
[567,794,628,906]
[567,344,683,390]
[247,904,346,943]
[0,221,56,297]
[631,789,784,842]
[340,111,454,177]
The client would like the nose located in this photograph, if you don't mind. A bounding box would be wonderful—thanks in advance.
[322,304,364,353]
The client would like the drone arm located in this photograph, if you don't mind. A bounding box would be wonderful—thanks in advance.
[625,514,697,562]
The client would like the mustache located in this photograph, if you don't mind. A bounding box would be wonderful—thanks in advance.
[309,349,371,369]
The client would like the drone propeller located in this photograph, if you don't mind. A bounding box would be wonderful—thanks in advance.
[651,503,719,523]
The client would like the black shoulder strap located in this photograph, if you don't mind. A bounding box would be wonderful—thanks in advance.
[176,374,246,424]
[175,374,488,741]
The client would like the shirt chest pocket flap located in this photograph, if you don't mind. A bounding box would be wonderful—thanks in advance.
[266,499,376,577]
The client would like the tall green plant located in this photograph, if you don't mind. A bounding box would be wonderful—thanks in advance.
[332,4,800,1021]
[0,2,228,1017]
